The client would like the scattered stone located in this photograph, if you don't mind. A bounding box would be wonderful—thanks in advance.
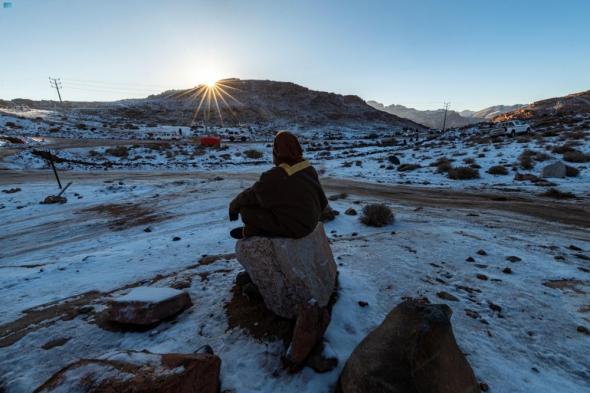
[337,300,480,393]
[466,257,475,262]
[476,274,488,280]
[172,236,181,241]
[532,367,540,373]
[506,256,521,263]
[577,326,589,335]
[476,249,487,256]
[1,188,21,194]
[489,303,502,313]
[35,350,221,393]
[480,382,490,391]
[358,301,369,307]
[105,287,192,326]
[436,291,459,302]
[541,161,567,178]
[554,255,565,261]
[285,302,331,370]
[502,267,512,274]
[320,206,339,222]
[344,207,357,216]
[568,245,583,251]
[144,227,152,233]
[41,337,71,350]
[41,195,67,204]
[235,223,337,319]
[465,309,480,319]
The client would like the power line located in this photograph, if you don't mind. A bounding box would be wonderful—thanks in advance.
[49,77,63,103]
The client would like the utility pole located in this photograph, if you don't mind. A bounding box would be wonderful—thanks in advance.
[49,77,63,103]
[441,102,450,132]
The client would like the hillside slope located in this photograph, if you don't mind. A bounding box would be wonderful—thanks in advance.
[494,90,590,121]
[1,80,425,131]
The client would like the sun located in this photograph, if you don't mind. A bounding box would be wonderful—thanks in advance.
[205,78,218,88]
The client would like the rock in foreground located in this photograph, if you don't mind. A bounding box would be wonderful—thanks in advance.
[235,223,337,319]
[106,287,192,326]
[337,300,480,393]
[34,350,220,393]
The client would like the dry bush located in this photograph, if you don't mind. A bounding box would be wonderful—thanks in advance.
[106,146,129,157]
[568,130,586,140]
[398,163,421,172]
[244,149,263,159]
[360,204,394,227]
[448,166,480,180]
[463,157,476,165]
[540,188,576,199]
[565,165,580,177]
[487,165,508,175]
[552,143,576,154]
[563,150,590,163]
[433,157,453,173]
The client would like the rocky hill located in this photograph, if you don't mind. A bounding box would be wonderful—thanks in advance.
[1,79,424,131]
[494,90,590,121]
[368,101,524,129]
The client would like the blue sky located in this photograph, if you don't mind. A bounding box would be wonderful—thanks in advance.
[1,0,589,110]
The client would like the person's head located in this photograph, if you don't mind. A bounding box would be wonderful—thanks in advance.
[272,131,303,166]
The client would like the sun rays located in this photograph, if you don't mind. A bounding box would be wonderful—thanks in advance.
[172,79,242,128]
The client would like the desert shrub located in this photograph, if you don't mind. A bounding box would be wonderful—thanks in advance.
[565,165,580,177]
[433,157,453,173]
[448,166,480,180]
[88,150,100,157]
[244,149,263,159]
[397,163,420,172]
[568,130,586,140]
[563,150,590,163]
[518,153,534,170]
[552,143,576,154]
[106,146,129,157]
[463,157,476,165]
[360,204,394,227]
[75,123,87,130]
[487,165,508,175]
[540,188,576,199]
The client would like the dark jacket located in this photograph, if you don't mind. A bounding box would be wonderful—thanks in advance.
[230,161,328,238]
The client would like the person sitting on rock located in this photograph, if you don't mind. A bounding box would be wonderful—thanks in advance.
[229,131,328,239]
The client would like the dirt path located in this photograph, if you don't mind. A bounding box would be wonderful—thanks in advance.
[2,169,589,228]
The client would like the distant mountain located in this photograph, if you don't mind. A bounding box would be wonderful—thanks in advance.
[493,90,590,121]
[1,79,425,131]
[472,105,524,120]
[367,101,477,129]
[367,101,524,129]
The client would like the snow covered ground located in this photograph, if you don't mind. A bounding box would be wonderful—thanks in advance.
[1,176,589,392]
[2,107,589,198]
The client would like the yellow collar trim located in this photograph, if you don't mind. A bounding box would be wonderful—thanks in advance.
[279,160,310,176]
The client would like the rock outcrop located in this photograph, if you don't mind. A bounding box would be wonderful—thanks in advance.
[34,350,221,393]
[235,223,337,319]
[337,300,480,393]
[106,287,192,326]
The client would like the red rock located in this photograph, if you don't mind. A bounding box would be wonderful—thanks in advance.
[106,287,192,326]
[34,350,220,393]
[285,302,331,369]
